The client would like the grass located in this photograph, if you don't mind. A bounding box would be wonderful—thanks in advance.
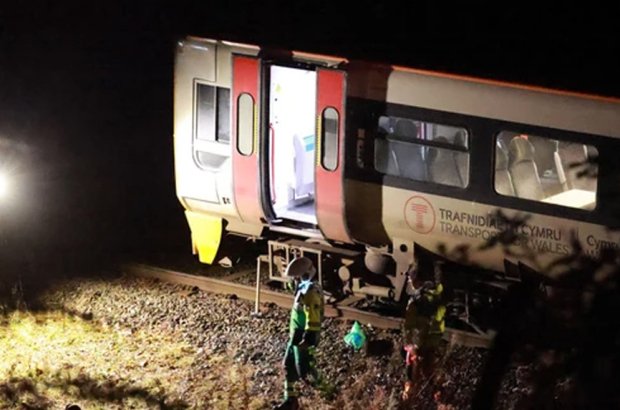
[0,310,267,409]
[0,275,454,409]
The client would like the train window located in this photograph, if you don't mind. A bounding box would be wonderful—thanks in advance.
[196,83,215,141]
[237,93,255,156]
[216,87,231,143]
[321,107,339,171]
[195,83,231,143]
[494,131,598,210]
[374,116,469,188]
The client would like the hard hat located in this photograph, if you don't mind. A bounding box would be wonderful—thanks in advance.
[284,256,316,280]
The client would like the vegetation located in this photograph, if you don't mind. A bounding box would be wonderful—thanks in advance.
[0,309,266,409]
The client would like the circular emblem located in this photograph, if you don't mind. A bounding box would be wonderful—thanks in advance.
[404,196,436,234]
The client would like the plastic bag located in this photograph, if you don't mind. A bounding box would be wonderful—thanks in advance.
[343,321,366,351]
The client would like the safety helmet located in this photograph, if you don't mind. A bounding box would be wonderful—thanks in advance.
[284,256,316,280]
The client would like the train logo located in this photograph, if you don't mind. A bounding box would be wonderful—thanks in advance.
[404,196,436,234]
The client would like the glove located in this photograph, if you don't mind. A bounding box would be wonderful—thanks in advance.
[404,344,418,366]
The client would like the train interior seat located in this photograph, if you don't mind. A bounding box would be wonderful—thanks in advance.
[377,116,392,134]
[393,119,418,140]
[535,139,565,196]
[395,141,428,181]
[427,136,464,187]
[495,145,516,196]
[390,120,428,181]
[374,138,400,176]
[453,132,469,187]
[375,138,429,181]
[291,133,315,205]
[560,142,597,192]
[508,137,545,200]
[552,143,569,193]
[496,133,597,209]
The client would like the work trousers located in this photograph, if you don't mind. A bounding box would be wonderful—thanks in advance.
[282,333,321,400]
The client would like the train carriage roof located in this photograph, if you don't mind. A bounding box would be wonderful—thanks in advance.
[181,36,620,138]
[386,65,620,138]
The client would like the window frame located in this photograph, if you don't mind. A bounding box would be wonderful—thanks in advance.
[345,97,612,225]
[373,114,471,189]
[192,80,232,170]
[236,92,256,156]
[320,106,340,171]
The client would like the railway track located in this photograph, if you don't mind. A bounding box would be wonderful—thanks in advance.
[123,263,493,348]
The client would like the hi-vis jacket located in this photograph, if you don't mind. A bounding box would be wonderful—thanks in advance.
[289,280,324,340]
[404,282,446,343]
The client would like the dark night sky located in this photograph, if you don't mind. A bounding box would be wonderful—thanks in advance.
[0,2,618,272]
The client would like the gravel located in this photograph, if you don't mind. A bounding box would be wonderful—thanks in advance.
[35,271,534,409]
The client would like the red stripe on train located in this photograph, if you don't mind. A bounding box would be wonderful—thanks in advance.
[232,56,264,224]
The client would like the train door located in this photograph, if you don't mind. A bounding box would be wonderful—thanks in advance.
[231,55,265,226]
[314,68,352,243]
[267,65,318,224]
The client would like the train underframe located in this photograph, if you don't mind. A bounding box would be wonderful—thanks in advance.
[233,232,520,342]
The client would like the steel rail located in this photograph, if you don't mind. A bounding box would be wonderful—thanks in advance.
[123,263,493,348]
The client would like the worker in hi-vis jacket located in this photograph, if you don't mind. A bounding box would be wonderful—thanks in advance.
[275,256,330,410]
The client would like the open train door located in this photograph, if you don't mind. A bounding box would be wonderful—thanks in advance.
[231,55,265,228]
[315,68,353,244]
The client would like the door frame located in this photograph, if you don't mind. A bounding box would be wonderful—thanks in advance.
[259,59,320,225]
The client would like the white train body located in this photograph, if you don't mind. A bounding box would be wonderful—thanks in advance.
[174,36,620,302]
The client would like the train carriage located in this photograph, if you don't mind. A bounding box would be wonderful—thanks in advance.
[173,36,620,314]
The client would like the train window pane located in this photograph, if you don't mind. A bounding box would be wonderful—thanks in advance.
[321,107,339,171]
[195,84,230,144]
[216,87,231,143]
[494,131,598,210]
[237,93,255,156]
[374,116,469,188]
[196,83,215,141]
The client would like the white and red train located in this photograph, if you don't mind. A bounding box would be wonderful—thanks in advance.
[173,36,620,314]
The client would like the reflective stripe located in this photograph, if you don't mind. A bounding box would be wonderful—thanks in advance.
[307,321,321,330]
[284,381,297,400]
